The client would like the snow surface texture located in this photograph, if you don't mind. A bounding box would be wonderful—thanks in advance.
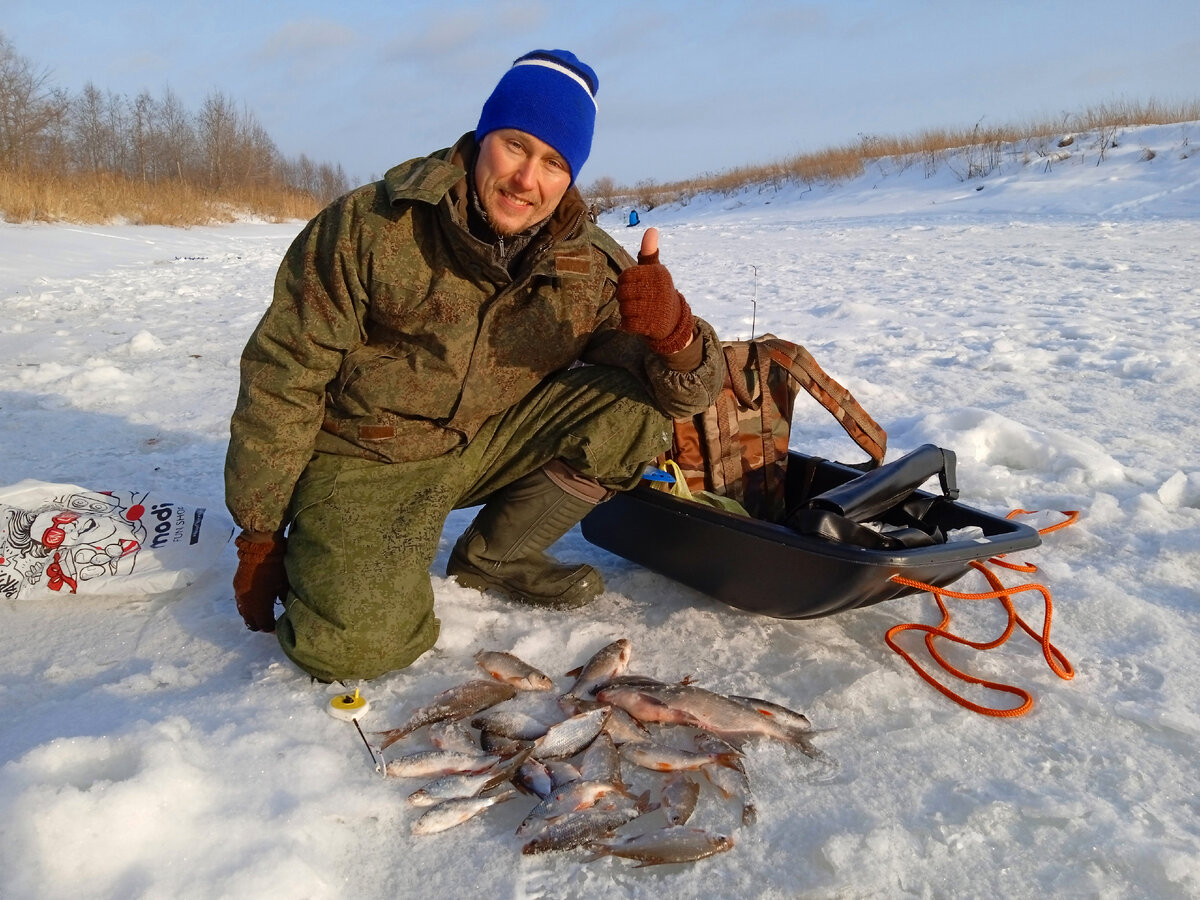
[2,124,1198,898]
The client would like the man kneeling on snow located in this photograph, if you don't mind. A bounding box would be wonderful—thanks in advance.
[224,50,723,682]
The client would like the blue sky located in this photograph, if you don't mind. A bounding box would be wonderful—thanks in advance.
[4,0,1198,187]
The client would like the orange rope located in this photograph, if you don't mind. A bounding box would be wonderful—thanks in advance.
[884,510,1078,717]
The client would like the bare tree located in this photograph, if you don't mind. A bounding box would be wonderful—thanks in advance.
[197,90,239,190]
[2,31,355,218]
[0,32,67,169]
[315,160,349,204]
[584,175,618,212]
[71,82,111,172]
[155,86,199,182]
[129,89,156,182]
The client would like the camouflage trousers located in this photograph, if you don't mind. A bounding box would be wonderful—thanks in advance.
[276,365,672,682]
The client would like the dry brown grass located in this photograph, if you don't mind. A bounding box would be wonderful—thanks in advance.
[0,169,323,225]
[5,98,1196,225]
[587,98,1200,212]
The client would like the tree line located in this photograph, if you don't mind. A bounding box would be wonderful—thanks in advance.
[0,32,350,205]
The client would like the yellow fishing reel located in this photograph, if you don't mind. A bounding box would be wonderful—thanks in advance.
[327,687,370,721]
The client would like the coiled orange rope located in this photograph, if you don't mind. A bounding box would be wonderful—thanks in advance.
[884,510,1079,717]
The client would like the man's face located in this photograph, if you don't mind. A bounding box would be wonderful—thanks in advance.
[474,129,572,236]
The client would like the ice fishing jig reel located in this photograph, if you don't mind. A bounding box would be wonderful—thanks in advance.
[327,687,370,721]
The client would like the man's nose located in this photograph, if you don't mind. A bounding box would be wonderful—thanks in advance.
[511,160,537,190]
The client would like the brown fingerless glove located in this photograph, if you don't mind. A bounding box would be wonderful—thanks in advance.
[232,532,288,632]
[616,247,696,356]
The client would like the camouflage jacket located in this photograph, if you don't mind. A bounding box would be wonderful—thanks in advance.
[225,134,724,533]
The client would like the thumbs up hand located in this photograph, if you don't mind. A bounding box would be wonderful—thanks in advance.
[616,228,695,355]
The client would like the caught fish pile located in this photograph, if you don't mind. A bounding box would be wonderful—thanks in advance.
[369,640,820,866]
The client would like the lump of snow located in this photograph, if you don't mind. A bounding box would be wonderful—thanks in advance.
[908,407,1126,488]
[1157,471,1200,509]
[120,330,167,355]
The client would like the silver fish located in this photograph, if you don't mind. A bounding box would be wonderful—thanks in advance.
[470,709,550,741]
[584,673,686,696]
[620,739,741,773]
[544,760,581,789]
[427,720,480,754]
[410,789,517,835]
[578,731,622,786]
[727,694,812,732]
[660,774,701,826]
[407,771,502,807]
[564,638,631,699]
[533,706,611,759]
[474,650,555,691]
[517,757,554,800]
[384,749,500,779]
[586,826,735,867]
[516,780,624,836]
[377,679,517,749]
[595,683,811,749]
[479,730,531,757]
[521,805,644,855]
[407,747,532,807]
[602,706,651,744]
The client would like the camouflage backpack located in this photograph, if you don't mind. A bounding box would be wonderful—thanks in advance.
[666,335,887,522]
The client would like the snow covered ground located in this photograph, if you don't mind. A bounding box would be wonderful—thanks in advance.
[2,122,1198,898]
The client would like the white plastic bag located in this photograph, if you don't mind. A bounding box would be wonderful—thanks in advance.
[0,480,233,600]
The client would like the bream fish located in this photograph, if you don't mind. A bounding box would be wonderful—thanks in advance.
[377,679,516,750]
[563,638,631,699]
[586,826,735,867]
[475,650,555,691]
[410,789,518,835]
[595,683,812,749]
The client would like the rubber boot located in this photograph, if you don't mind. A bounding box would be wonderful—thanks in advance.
[447,461,610,609]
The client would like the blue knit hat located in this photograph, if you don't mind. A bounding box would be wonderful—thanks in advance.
[476,49,598,183]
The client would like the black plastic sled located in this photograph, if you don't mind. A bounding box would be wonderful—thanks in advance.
[581,449,1042,619]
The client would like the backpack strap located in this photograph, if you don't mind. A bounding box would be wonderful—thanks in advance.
[763,339,887,465]
[702,371,743,497]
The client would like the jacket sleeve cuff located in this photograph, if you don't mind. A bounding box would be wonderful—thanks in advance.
[659,325,703,371]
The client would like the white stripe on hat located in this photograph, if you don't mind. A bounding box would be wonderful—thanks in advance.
[512,58,598,108]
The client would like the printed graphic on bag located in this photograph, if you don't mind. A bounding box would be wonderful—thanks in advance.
[0,481,233,600]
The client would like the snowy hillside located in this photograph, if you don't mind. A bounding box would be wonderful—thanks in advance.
[1,122,1198,899]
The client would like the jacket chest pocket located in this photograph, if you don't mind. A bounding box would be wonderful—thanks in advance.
[331,280,485,418]
[481,279,595,368]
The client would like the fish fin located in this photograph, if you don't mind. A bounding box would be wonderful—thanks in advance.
[631,691,673,709]
[483,746,533,792]
[376,729,410,751]
[715,752,743,770]
[564,665,583,677]
[634,789,656,813]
